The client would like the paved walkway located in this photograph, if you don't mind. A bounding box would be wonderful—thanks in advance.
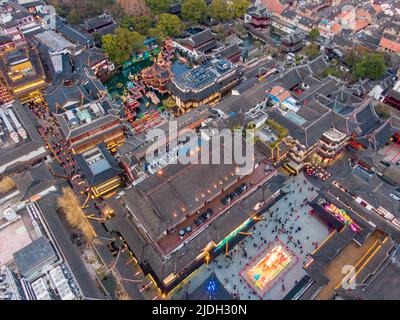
[27,101,151,300]
[170,173,330,300]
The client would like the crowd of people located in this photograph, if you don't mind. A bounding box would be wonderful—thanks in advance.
[209,175,329,300]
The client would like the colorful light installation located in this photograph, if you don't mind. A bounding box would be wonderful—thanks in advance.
[240,241,297,297]
[324,203,361,233]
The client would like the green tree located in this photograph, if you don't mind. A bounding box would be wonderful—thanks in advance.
[150,13,183,41]
[322,66,344,79]
[309,28,320,41]
[302,43,320,59]
[145,0,173,14]
[344,46,371,66]
[209,0,233,22]
[231,0,250,18]
[181,0,208,24]
[121,15,155,36]
[374,103,391,119]
[162,97,176,109]
[353,52,386,80]
[120,16,136,30]
[212,24,225,41]
[92,32,103,46]
[102,28,146,65]
[294,54,302,65]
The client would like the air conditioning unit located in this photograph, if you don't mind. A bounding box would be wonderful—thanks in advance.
[3,207,17,221]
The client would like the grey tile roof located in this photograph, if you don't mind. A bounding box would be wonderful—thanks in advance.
[56,20,93,47]
[44,68,107,111]
[217,44,241,60]
[247,5,271,18]
[217,80,269,114]
[371,120,396,150]
[273,68,303,89]
[84,14,115,31]
[268,102,332,148]
[13,162,56,201]
[184,29,215,48]
[0,101,47,174]
[117,185,285,283]
[349,245,400,300]
[280,9,297,20]
[298,16,314,28]
[14,236,57,278]
[74,143,122,187]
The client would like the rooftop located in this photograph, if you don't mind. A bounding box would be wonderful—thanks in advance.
[0,218,32,266]
[0,101,47,175]
[13,236,57,278]
[173,58,234,91]
[34,30,75,53]
[75,143,122,187]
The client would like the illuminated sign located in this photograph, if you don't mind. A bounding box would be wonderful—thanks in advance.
[324,203,361,233]
[214,217,253,252]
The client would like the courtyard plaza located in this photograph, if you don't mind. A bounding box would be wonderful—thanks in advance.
[169,173,331,300]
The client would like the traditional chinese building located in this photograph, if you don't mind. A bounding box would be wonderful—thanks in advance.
[245,5,272,30]
[75,143,123,197]
[168,58,241,113]
[315,127,350,163]
[141,53,173,94]
[0,48,47,102]
[280,32,305,53]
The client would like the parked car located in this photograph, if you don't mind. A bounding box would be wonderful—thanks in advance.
[200,212,208,221]
[221,197,230,205]
[233,189,241,197]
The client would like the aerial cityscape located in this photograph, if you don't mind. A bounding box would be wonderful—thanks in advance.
[1,0,400,304]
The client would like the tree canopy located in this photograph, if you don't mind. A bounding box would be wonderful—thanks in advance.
[309,28,320,41]
[231,0,250,18]
[209,0,250,22]
[181,0,208,24]
[149,13,183,41]
[120,15,156,36]
[374,103,391,119]
[145,0,173,14]
[344,46,371,67]
[302,43,320,59]
[102,28,146,65]
[353,52,387,80]
[209,0,234,22]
